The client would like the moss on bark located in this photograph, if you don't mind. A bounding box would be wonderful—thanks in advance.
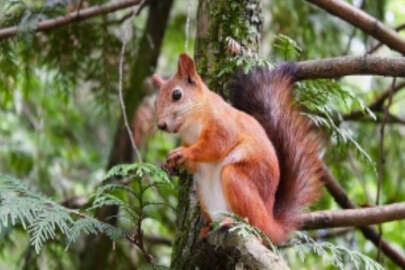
[195,0,262,94]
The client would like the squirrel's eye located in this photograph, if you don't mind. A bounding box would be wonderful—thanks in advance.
[172,89,182,101]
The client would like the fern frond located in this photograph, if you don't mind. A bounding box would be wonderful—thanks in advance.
[29,210,73,253]
[66,217,124,248]
[101,162,171,186]
[0,175,124,253]
[90,193,138,220]
[296,80,375,165]
[289,232,384,270]
[273,34,302,60]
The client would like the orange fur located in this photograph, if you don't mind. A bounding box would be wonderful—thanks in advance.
[154,53,323,244]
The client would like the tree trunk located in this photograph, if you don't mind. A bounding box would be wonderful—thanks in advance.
[79,1,173,269]
[171,1,289,269]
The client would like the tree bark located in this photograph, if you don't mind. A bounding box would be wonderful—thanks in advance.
[294,56,405,80]
[189,229,289,270]
[300,202,405,229]
[222,39,405,79]
[194,0,262,92]
[171,1,289,269]
[79,1,174,269]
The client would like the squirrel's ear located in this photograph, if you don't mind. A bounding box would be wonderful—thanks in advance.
[152,74,166,88]
[177,53,197,79]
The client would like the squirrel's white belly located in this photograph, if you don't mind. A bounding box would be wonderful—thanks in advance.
[195,162,229,221]
[195,146,245,221]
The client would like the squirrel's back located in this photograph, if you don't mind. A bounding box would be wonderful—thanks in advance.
[229,65,323,233]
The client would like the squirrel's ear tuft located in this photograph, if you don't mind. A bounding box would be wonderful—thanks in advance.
[177,53,196,78]
[152,74,166,88]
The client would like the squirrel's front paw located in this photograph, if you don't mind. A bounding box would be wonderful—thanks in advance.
[164,147,188,171]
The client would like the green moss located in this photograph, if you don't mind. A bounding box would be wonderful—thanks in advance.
[195,0,263,96]
[170,173,204,269]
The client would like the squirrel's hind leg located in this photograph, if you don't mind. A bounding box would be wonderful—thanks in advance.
[221,163,286,244]
[221,165,270,232]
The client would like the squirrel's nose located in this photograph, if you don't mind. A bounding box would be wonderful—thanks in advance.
[158,121,167,131]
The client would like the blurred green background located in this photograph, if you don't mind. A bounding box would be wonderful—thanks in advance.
[0,0,404,269]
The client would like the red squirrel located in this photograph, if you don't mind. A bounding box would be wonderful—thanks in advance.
[153,53,323,244]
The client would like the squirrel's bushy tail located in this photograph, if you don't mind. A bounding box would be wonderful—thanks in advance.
[229,65,323,236]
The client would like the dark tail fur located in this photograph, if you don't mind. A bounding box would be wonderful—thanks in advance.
[229,64,323,235]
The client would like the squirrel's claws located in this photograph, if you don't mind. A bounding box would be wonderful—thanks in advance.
[166,147,186,168]
[161,162,178,176]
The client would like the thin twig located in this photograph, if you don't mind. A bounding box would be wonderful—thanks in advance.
[348,151,371,203]
[344,28,357,55]
[367,24,405,54]
[342,81,405,122]
[117,42,142,162]
[376,78,395,261]
[343,0,364,55]
[126,233,154,262]
[342,113,405,125]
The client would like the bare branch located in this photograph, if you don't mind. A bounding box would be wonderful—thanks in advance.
[224,38,405,79]
[342,113,405,125]
[376,78,396,260]
[126,233,154,263]
[305,0,405,55]
[0,0,142,40]
[295,56,405,80]
[359,81,405,111]
[117,42,142,161]
[144,235,172,246]
[342,81,405,122]
[386,113,405,125]
[300,202,405,230]
[322,166,405,268]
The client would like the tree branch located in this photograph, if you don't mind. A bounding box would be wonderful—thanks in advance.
[0,0,142,40]
[305,0,405,55]
[225,38,405,79]
[300,202,405,230]
[294,56,405,80]
[368,24,405,54]
[322,166,405,268]
[191,228,290,270]
[342,113,405,125]
[342,81,405,121]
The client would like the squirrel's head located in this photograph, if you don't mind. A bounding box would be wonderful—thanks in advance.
[154,53,205,133]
